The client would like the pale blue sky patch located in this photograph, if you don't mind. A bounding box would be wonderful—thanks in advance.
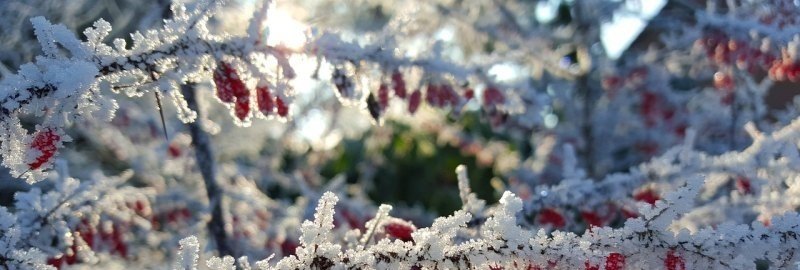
[600,0,666,59]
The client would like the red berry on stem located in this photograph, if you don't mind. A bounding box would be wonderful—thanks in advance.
[602,76,622,91]
[384,221,415,242]
[605,253,625,270]
[275,96,289,117]
[256,85,274,115]
[213,62,242,103]
[665,250,686,270]
[634,188,660,205]
[620,207,639,219]
[281,240,298,256]
[167,143,181,158]
[378,83,390,110]
[28,128,60,170]
[640,92,659,127]
[537,208,566,228]
[581,211,604,227]
[234,99,250,121]
[391,70,406,98]
[736,176,752,194]
[426,84,441,107]
[440,84,459,107]
[713,72,734,91]
[408,90,421,114]
[483,86,505,107]
[464,88,475,100]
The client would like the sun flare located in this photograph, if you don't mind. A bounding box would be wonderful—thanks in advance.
[264,8,308,50]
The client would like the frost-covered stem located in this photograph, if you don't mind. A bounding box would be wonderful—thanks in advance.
[729,90,738,149]
[578,73,596,178]
[181,83,232,257]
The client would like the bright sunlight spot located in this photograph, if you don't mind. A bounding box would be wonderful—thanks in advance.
[264,7,308,50]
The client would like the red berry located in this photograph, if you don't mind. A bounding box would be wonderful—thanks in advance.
[281,240,298,256]
[167,143,181,158]
[391,70,406,98]
[713,72,734,91]
[213,62,244,103]
[408,90,422,114]
[234,98,250,121]
[464,88,475,100]
[605,253,625,270]
[640,92,659,127]
[426,84,441,107]
[735,176,752,194]
[275,96,289,117]
[483,86,505,107]
[440,84,459,107]
[384,221,415,242]
[378,83,390,110]
[581,211,604,227]
[28,128,60,170]
[634,188,660,205]
[620,207,639,219]
[256,85,274,115]
[537,208,566,228]
[602,76,622,91]
[665,250,685,270]
[585,261,600,270]
[133,200,150,217]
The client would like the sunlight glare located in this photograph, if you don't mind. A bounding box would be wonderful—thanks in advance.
[265,8,308,50]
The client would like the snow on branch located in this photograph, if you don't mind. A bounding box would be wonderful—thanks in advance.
[0,0,539,183]
[173,174,800,269]
[522,117,800,221]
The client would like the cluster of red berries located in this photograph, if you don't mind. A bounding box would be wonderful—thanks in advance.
[695,33,800,84]
[47,199,152,270]
[28,128,61,170]
[535,187,661,230]
[214,62,288,121]
[695,35,776,74]
[600,67,648,97]
[333,67,506,121]
[767,56,800,82]
[47,222,129,268]
[604,66,688,140]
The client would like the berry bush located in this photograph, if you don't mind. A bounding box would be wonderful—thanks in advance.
[1,0,800,269]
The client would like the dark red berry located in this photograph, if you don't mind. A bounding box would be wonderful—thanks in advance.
[275,96,289,117]
[256,85,274,115]
[213,62,245,103]
[634,188,660,205]
[665,250,685,270]
[28,128,60,170]
[605,253,625,270]
[537,208,566,228]
[391,70,406,98]
[408,90,421,114]
[384,221,415,242]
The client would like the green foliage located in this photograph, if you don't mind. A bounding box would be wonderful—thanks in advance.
[321,120,500,215]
